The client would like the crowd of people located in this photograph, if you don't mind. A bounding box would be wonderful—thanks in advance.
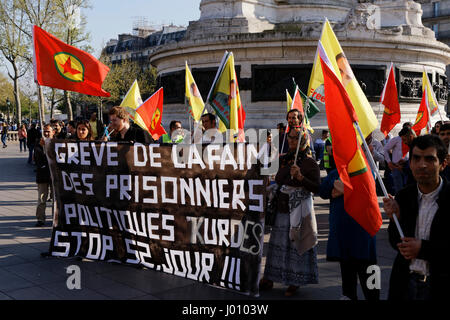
[4,104,450,301]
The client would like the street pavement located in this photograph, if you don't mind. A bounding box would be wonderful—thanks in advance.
[0,140,397,300]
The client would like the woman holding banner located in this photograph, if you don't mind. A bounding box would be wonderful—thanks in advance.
[259,127,320,297]
[76,120,94,141]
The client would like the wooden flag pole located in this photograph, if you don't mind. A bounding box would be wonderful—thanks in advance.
[354,122,405,238]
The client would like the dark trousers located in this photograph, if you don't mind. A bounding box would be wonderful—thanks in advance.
[339,260,380,300]
[28,144,35,164]
[407,273,431,300]
[19,138,27,151]
[1,134,6,147]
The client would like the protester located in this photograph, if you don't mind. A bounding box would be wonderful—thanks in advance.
[381,133,393,147]
[50,119,66,139]
[438,122,450,149]
[431,120,442,135]
[277,123,287,154]
[89,112,103,140]
[259,126,320,297]
[1,122,8,148]
[319,169,379,300]
[383,126,415,194]
[383,134,449,300]
[76,120,94,141]
[381,132,395,194]
[197,113,221,143]
[314,129,328,168]
[258,130,277,165]
[18,124,28,152]
[26,123,40,164]
[365,132,385,174]
[323,135,335,174]
[438,122,450,180]
[66,121,76,139]
[161,120,184,143]
[105,106,147,144]
[34,124,55,227]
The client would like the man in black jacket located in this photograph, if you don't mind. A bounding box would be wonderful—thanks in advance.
[105,106,150,144]
[383,134,449,300]
[34,124,55,227]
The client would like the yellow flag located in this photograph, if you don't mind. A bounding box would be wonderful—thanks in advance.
[207,52,246,139]
[120,80,149,133]
[286,89,292,112]
[422,71,439,116]
[308,19,378,138]
[185,62,205,122]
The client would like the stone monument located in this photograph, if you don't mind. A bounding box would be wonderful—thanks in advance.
[149,0,450,134]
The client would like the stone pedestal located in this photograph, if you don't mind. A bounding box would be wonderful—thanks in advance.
[150,0,450,131]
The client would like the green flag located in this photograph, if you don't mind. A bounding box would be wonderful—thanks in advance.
[292,78,320,118]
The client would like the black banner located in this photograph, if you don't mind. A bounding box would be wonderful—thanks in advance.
[46,141,267,296]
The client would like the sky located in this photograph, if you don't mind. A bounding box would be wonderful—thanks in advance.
[84,0,202,56]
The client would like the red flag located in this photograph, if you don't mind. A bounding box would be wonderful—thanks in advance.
[235,77,246,142]
[33,26,110,97]
[380,63,400,137]
[401,142,409,158]
[319,42,382,237]
[291,87,305,116]
[412,86,431,136]
[136,88,167,140]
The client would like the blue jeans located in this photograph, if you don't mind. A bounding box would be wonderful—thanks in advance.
[28,144,35,164]
[1,134,6,147]
[19,138,27,151]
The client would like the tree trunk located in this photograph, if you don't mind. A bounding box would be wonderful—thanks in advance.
[12,61,22,126]
[64,91,73,121]
[50,89,55,120]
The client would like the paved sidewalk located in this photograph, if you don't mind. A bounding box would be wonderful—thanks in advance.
[0,141,397,300]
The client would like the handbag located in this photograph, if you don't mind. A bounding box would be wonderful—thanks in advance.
[265,184,280,227]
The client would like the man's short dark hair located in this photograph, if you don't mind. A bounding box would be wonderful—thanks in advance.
[399,127,414,137]
[440,123,450,132]
[201,113,216,122]
[322,129,329,135]
[286,109,301,121]
[277,122,286,129]
[169,120,181,131]
[402,122,413,129]
[410,134,447,164]
[68,121,75,127]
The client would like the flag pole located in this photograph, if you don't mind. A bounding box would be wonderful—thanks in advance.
[354,122,405,238]
[424,66,444,122]
[280,129,287,155]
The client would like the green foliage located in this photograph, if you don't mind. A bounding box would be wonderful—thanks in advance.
[74,59,158,107]
[0,72,38,120]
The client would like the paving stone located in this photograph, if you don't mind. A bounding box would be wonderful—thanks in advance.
[7,286,60,300]
[41,282,109,300]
